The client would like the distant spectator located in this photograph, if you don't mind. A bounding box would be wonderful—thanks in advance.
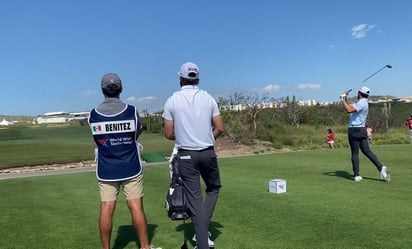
[406,114,412,143]
[366,126,373,144]
[327,128,335,149]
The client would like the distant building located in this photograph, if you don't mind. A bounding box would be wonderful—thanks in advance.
[36,111,89,124]
[68,111,89,121]
[0,119,13,126]
[297,99,317,106]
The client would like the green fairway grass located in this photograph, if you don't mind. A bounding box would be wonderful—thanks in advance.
[1,144,411,249]
[0,125,174,168]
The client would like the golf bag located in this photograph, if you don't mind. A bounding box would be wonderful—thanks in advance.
[165,156,192,221]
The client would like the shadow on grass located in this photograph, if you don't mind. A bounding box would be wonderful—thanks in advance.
[112,224,159,249]
[323,170,353,181]
[323,170,383,182]
[175,221,224,247]
[360,176,384,182]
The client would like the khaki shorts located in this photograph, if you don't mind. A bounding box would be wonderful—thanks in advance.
[98,174,144,201]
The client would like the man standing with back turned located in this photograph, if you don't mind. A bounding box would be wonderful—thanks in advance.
[89,73,161,249]
[341,86,391,182]
[163,62,224,249]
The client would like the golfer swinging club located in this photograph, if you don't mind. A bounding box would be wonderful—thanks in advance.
[340,86,391,182]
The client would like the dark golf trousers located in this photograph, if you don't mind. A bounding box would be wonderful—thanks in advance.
[348,127,383,176]
[177,147,221,249]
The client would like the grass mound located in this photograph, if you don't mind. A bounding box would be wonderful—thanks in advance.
[141,153,166,162]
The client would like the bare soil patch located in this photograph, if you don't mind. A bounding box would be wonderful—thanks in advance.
[214,137,255,157]
[0,161,96,174]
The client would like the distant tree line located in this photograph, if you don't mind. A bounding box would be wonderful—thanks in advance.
[216,92,412,146]
[138,91,412,148]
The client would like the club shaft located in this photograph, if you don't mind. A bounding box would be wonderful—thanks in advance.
[362,65,389,83]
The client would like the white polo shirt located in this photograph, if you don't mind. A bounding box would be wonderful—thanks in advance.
[348,98,369,127]
[163,85,220,150]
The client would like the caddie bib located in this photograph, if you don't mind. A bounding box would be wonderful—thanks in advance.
[89,105,142,181]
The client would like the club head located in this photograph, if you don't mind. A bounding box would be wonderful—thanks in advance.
[386,64,392,69]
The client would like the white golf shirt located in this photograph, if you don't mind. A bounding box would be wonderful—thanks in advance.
[163,85,220,150]
[348,98,368,127]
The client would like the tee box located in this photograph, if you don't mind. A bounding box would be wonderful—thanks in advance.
[268,179,287,194]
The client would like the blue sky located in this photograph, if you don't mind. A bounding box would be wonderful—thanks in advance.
[1,0,412,116]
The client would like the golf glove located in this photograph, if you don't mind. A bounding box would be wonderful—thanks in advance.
[340,94,347,101]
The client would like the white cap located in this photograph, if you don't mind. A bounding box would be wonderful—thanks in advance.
[178,62,199,79]
[359,86,370,95]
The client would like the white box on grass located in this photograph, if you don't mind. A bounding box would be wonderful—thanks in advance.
[269,179,286,194]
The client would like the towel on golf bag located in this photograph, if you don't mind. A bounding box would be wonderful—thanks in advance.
[165,156,192,220]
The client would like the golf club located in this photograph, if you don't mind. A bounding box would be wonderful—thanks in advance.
[362,64,392,83]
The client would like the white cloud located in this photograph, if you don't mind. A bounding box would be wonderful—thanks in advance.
[351,24,376,39]
[79,89,97,97]
[297,84,321,90]
[262,84,281,93]
[126,96,163,112]
[126,96,157,105]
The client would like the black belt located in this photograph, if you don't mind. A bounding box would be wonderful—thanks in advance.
[178,146,214,152]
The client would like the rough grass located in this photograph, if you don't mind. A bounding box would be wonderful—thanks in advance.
[266,125,410,150]
[2,124,410,168]
[0,124,174,168]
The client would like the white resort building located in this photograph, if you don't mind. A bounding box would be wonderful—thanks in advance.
[36,111,89,124]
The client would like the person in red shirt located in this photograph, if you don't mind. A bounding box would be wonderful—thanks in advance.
[327,128,335,149]
[406,114,412,143]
